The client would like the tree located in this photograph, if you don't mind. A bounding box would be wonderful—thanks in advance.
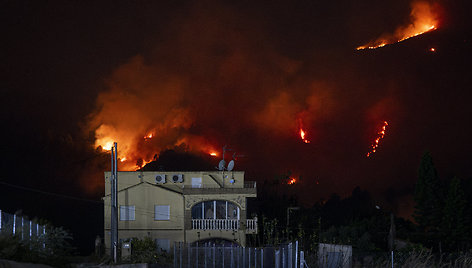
[413,152,443,232]
[441,177,469,249]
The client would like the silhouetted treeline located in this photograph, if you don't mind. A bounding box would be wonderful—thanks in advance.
[250,154,472,254]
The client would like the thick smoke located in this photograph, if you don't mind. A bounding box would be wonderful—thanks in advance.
[87,2,340,174]
[85,0,438,205]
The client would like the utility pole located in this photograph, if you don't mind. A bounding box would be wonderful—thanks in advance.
[110,142,118,262]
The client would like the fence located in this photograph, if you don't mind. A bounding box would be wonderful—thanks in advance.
[0,209,47,240]
[173,241,308,268]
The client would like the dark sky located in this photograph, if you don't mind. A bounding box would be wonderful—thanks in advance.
[1,0,471,253]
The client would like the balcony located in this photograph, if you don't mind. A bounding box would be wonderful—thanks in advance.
[191,218,258,232]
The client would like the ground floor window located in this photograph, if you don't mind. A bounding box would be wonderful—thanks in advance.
[156,238,170,252]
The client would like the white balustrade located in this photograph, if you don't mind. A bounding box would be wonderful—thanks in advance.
[192,218,258,231]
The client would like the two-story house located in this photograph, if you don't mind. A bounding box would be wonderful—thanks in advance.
[103,171,257,252]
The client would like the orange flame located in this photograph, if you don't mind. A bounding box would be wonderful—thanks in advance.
[288,177,297,185]
[300,129,310,143]
[357,1,439,50]
[367,121,388,157]
[144,132,154,140]
[210,152,217,157]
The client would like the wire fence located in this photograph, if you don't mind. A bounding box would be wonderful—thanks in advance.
[173,241,309,268]
[0,209,47,240]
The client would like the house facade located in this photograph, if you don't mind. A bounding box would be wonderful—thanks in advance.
[103,171,257,252]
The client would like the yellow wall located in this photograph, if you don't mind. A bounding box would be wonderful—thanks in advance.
[104,171,255,251]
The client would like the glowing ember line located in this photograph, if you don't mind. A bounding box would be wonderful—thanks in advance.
[357,25,436,50]
[367,121,388,157]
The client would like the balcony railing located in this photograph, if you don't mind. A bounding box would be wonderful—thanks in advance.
[246,218,257,231]
[244,181,256,188]
[191,218,258,231]
[192,219,239,230]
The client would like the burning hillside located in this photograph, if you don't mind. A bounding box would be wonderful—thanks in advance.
[357,1,440,50]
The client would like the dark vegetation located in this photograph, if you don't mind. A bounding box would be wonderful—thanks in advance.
[0,226,75,267]
[248,152,472,262]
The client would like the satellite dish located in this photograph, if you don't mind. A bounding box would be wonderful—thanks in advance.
[218,160,226,171]
[227,160,235,171]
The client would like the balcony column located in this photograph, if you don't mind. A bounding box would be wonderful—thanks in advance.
[184,209,192,230]
[240,209,247,231]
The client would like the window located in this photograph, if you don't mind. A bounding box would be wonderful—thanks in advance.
[155,205,170,220]
[204,201,214,219]
[192,177,202,188]
[191,201,239,220]
[156,239,170,252]
[120,206,135,221]
[192,203,203,219]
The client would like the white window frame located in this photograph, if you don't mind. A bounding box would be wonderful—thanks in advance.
[194,201,240,220]
[120,205,135,221]
[155,205,170,221]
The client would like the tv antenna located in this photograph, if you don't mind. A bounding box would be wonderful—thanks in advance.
[216,145,243,171]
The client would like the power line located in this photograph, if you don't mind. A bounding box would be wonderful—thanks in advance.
[0,180,102,204]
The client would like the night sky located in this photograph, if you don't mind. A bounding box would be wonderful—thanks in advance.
[1,0,471,253]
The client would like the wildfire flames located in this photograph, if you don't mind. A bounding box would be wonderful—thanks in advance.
[357,1,439,50]
[298,118,311,144]
[367,121,388,157]
[288,177,297,185]
[300,129,310,144]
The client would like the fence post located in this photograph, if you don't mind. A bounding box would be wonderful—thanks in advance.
[13,214,16,235]
[179,242,183,268]
[173,242,176,268]
[255,248,257,268]
[242,247,245,268]
[288,243,292,268]
[282,247,286,268]
[29,220,32,239]
[21,217,24,240]
[300,251,304,268]
[231,246,234,268]
[261,248,264,268]
[204,243,207,268]
[295,241,298,268]
[249,248,251,267]
[42,225,46,249]
[0,210,2,232]
[222,246,225,268]
[212,243,216,268]
[275,249,280,268]
[188,242,191,268]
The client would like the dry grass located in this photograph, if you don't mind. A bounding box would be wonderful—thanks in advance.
[374,250,472,268]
